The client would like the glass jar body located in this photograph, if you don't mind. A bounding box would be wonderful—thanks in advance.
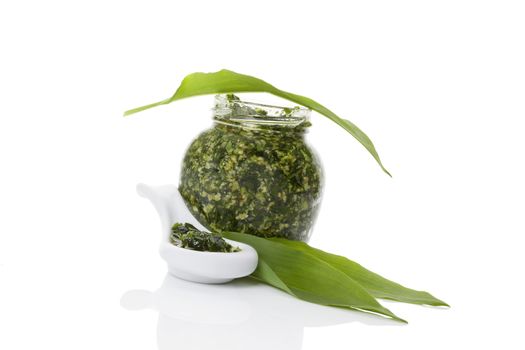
[179,122,323,241]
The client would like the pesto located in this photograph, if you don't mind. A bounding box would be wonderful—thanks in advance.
[179,95,323,241]
[170,223,240,253]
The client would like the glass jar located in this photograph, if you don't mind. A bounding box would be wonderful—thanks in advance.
[179,94,323,241]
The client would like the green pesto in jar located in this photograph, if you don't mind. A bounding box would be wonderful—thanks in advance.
[179,94,323,241]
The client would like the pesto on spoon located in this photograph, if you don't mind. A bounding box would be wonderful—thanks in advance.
[170,223,240,253]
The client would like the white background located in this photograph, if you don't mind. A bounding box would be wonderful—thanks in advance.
[1,0,524,349]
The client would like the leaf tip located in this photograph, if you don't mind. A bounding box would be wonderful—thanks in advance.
[385,311,408,324]
[396,317,409,324]
[434,300,451,308]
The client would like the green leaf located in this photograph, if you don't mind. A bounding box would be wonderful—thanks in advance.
[223,231,406,323]
[267,238,449,307]
[124,69,391,176]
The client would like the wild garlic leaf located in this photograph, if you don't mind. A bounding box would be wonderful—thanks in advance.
[124,69,390,176]
[267,238,449,307]
[222,231,406,323]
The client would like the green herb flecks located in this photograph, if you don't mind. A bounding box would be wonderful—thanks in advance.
[124,69,390,176]
[179,96,322,241]
[170,223,240,253]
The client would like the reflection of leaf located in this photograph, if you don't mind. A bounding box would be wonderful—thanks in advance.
[124,69,390,176]
[268,238,449,307]
[223,231,406,323]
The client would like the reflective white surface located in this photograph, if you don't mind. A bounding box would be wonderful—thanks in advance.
[2,0,525,348]
[121,275,395,350]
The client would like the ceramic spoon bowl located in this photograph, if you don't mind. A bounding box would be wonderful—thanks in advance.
[137,183,258,284]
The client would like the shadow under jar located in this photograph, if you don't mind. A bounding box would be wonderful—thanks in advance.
[179,94,323,241]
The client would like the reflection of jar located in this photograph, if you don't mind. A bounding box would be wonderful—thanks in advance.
[179,94,323,241]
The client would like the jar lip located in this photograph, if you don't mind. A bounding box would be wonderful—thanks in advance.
[213,94,311,128]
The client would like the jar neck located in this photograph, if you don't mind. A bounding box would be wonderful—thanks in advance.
[212,94,311,134]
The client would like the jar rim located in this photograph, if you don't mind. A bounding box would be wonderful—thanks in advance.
[213,94,311,129]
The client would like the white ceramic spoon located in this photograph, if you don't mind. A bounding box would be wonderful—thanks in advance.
[136,183,258,284]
